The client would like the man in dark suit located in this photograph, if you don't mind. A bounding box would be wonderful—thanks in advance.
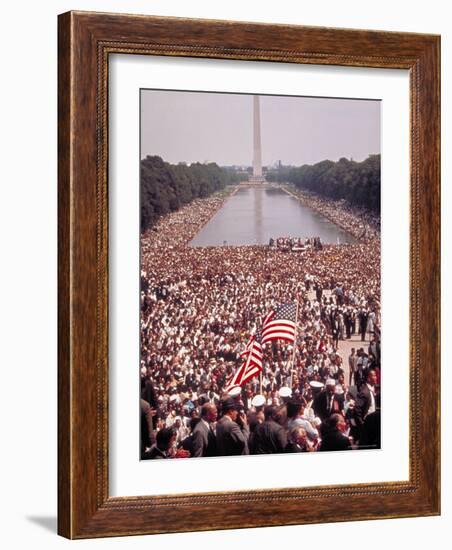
[313,379,344,422]
[319,414,351,452]
[143,427,176,460]
[141,377,158,430]
[358,308,369,341]
[314,280,323,302]
[251,406,287,454]
[191,403,218,457]
[344,308,353,339]
[360,409,381,449]
[140,398,155,458]
[216,398,249,456]
[331,311,340,348]
[354,369,379,447]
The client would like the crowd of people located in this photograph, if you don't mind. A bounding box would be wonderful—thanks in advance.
[144,187,235,250]
[280,185,381,242]
[140,185,381,459]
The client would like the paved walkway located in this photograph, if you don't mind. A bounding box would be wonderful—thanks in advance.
[337,333,370,384]
[305,288,370,384]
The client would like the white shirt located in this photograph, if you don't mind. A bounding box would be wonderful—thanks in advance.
[288,417,319,440]
[366,383,376,415]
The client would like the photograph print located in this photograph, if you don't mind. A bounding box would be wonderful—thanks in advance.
[140,90,381,461]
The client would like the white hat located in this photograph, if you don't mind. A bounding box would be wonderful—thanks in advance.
[251,394,266,407]
[310,381,324,389]
[326,378,336,386]
[228,386,242,397]
[279,386,292,398]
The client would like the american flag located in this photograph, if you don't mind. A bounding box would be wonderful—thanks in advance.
[225,331,263,391]
[261,302,297,344]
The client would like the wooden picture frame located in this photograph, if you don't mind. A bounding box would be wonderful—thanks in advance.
[58,11,440,539]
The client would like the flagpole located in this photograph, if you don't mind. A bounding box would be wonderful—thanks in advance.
[259,369,263,395]
[289,300,299,389]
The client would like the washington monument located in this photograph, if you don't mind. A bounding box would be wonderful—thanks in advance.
[249,95,266,183]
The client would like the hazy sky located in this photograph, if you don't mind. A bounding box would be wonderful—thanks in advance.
[141,90,380,166]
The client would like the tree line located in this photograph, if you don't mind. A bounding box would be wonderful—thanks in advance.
[266,154,380,212]
[141,156,241,231]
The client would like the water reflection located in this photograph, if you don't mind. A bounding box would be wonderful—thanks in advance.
[189,187,356,247]
[254,184,263,244]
